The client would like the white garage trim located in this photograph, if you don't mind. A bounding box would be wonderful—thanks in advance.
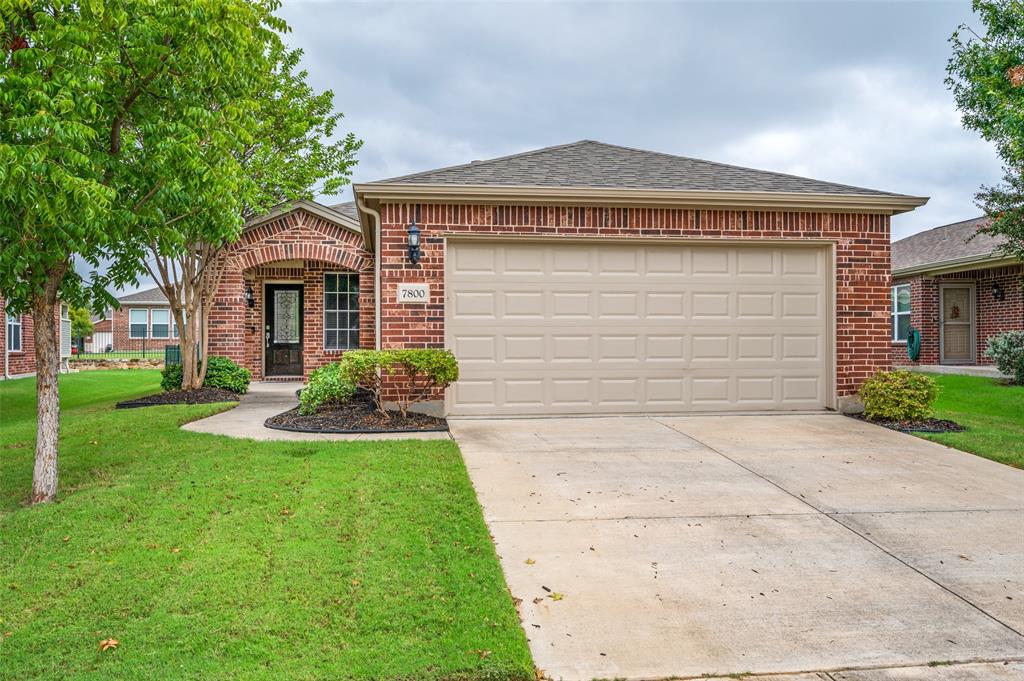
[445,236,836,416]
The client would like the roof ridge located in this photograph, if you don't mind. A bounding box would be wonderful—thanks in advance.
[368,140,595,184]
[891,215,987,244]
[584,140,906,197]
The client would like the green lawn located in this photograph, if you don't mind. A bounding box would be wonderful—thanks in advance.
[0,371,533,680]
[919,373,1024,469]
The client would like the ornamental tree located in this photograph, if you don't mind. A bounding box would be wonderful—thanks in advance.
[948,0,1024,259]
[0,0,290,503]
[135,43,361,390]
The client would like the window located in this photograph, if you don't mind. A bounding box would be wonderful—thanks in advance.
[151,308,170,339]
[172,313,179,338]
[129,308,148,339]
[323,273,359,350]
[891,284,911,342]
[6,314,21,352]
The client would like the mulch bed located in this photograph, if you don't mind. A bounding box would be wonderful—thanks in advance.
[265,391,448,434]
[116,387,240,409]
[848,414,966,434]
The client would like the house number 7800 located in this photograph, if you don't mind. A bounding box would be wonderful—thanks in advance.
[397,284,430,303]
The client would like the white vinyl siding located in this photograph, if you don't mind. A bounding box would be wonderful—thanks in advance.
[324,273,359,350]
[129,309,148,339]
[891,284,911,342]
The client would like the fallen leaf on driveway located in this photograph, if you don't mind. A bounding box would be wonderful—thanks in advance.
[548,592,564,601]
[525,558,535,565]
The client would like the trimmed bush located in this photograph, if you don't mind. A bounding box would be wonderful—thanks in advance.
[160,356,251,394]
[983,330,1024,385]
[334,349,460,417]
[298,362,357,415]
[390,349,459,417]
[859,370,938,422]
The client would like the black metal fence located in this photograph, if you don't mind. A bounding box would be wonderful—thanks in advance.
[70,338,170,362]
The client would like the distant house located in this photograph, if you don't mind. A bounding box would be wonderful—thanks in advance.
[891,216,1022,367]
[84,316,113,353]
[112,286,179,353]
[1,295,71,378]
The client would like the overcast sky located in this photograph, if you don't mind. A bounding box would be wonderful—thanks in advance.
[117,0,999,295]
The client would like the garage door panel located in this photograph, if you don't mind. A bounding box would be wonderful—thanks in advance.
[447,241,830,415]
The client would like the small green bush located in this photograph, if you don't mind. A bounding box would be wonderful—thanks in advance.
[160,356,251,394]
[859,370,938,422]
[983,330,1024,385]
[298,362,356,415]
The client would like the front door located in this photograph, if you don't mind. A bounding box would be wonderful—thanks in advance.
[940,285,974,364]
[265,284,303,377]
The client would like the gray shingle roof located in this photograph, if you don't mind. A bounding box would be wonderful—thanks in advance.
[369,140,907,196]
[892,216,1006,271]
[117,286,171,305]
[330,201,359,221]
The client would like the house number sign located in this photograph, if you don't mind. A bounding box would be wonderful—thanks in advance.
[397,283,430,304]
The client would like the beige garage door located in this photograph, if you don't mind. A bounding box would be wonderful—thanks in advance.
[446,240,832,416]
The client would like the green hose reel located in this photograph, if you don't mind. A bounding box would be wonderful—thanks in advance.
[907,327,921,362]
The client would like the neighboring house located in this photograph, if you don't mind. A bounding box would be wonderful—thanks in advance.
[891,216,1022,367]
[111,287,179,352]
[84,316,113,353]
[1,296,71,378]
[206,140,927,414]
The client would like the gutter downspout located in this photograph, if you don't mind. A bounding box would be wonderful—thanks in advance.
[356,197,383,351]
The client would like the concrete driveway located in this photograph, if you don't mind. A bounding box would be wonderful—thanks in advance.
[449,414,1024,681]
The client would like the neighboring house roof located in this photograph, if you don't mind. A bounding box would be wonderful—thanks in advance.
[892,216,1012,274]
[117,286,171,306]
[92,318,112,332]
[367,140,908,197]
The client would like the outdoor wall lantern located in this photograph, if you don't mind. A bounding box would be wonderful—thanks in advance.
[407,221,422,265]
[992,282,1006,301]
[244,284,255,308]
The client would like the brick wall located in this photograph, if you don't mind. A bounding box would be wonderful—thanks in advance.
[892,264,1022,366]
[208,209,373,380]
[378,204,894,401]
[1,295,38,376]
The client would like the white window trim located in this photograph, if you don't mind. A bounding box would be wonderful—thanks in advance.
[323,272,359,351]
[6,313,22,353]
[128,308,149,339]
[891,284,911,343]
[150,308,170,339]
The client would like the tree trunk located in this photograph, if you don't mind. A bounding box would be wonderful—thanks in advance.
[30,287,61,504]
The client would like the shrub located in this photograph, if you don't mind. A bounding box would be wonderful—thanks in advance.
[390,349,460,417]
[335,348,460,417]
[983,330,1024,385]
[299,362,357,415]
[859,370,938,422]
[160,356,251,394]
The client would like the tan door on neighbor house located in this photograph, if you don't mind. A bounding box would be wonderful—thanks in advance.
[940,285,974,364]
[445,240,832,416]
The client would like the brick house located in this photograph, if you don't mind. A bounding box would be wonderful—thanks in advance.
[1,296,70,378]
[207,140,927,414]
[110,287,180,354]
[891,216,1022,368]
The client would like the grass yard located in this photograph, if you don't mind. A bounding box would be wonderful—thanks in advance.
[919,373,1024,469]
[0,371,533,680]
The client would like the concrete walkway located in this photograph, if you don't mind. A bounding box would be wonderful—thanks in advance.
[906,364,1009,379]
[182,381,450,441]
[449,414,1024,681]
